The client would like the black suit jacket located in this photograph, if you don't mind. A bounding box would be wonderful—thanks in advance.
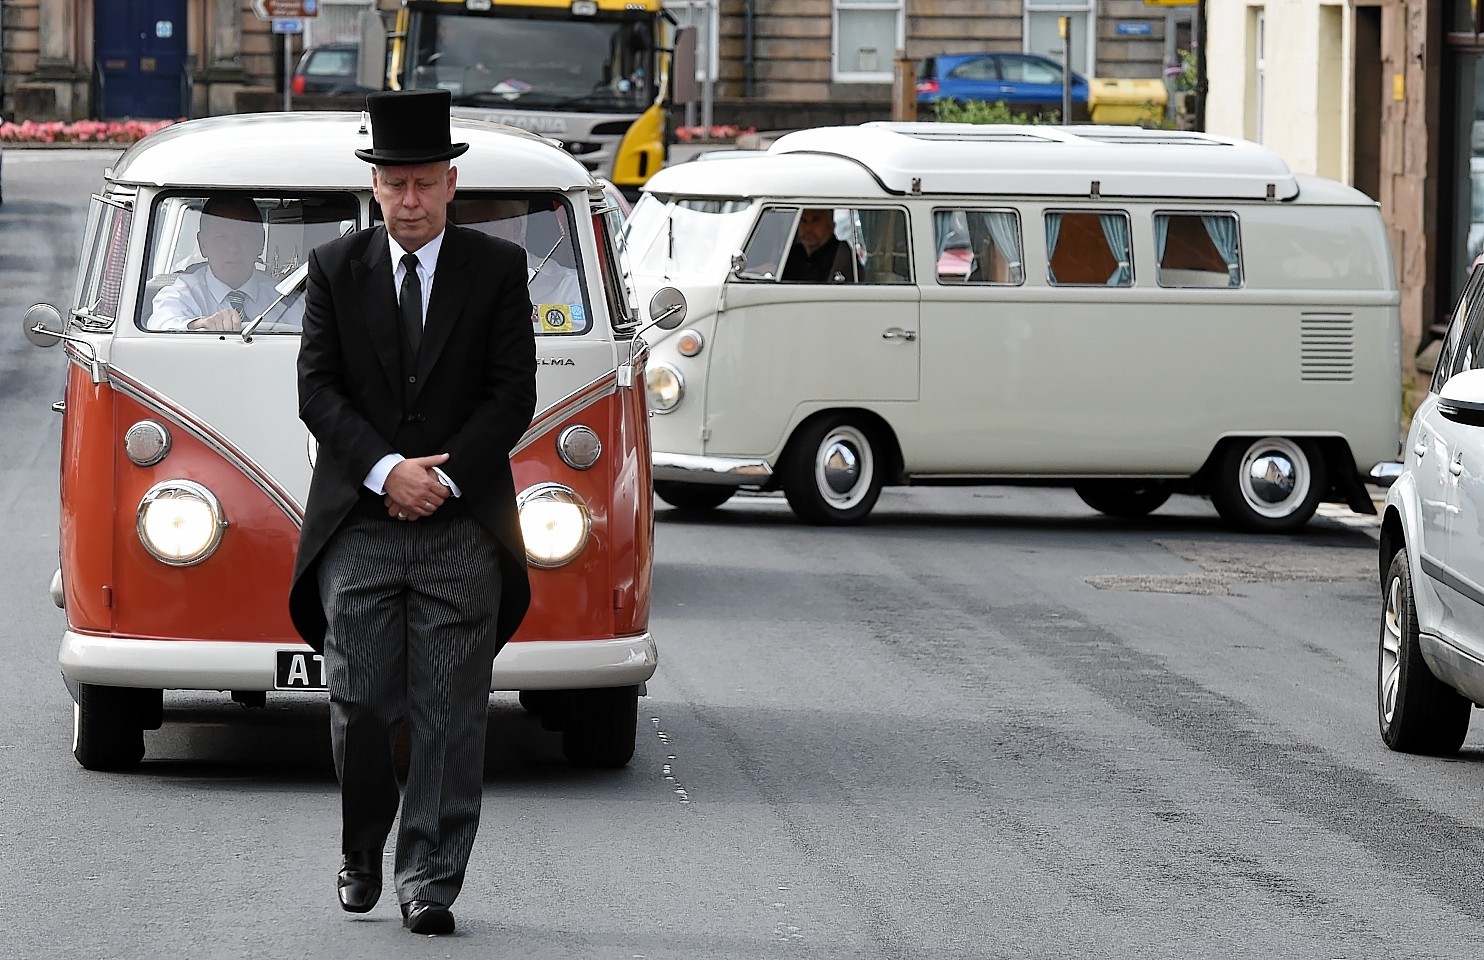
[289,222,538,653]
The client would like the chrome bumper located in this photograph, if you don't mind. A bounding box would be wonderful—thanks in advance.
[59,630,658,692]
[1369,461,1404,487]
[652,452,773,486]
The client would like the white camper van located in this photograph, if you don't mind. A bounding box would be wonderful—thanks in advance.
[627,123,1402,531]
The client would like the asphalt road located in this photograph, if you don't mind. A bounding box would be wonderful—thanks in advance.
[3,147,1483,960]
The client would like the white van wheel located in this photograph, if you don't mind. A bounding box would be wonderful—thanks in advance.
[654,481,735,513]
[783,417,883,524]
[72,683,147,771]
[1210,436,1325,532]
[1378,549,1470,753]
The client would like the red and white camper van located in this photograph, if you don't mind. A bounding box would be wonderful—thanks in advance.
[25,112,684,771]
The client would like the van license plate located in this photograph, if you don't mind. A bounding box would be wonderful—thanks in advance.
[275,650,327,691]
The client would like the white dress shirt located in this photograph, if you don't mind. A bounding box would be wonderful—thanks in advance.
[145,264,297,331]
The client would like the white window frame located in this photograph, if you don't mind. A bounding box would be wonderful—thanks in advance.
[1022,0,1096,79]
[1254,9,1266,144]
[833,0,904,84]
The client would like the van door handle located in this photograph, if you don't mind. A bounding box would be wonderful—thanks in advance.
[1451,451,1465,477]
[882,327,917,342]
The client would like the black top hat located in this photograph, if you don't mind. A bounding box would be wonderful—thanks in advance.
[354,89,470,165]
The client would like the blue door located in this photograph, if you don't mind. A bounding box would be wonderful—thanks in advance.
[95,0,187,119]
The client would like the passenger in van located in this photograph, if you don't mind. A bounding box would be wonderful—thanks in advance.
[457,197,583,305]
[146,197,300,332]
[782,208,854,283]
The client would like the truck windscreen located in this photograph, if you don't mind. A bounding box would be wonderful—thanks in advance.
[405,14,655,113]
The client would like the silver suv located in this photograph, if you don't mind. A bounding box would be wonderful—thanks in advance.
[1378,261,1484,752]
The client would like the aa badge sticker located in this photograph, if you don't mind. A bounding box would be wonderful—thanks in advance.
[539,304,574,334]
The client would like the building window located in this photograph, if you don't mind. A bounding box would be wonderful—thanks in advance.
[1247,8,1266,143]
[1024,0,1094,78]
[834,0,902,84]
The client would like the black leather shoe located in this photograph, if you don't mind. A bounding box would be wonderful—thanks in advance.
[402,900,455,935]
[336,850,382,914]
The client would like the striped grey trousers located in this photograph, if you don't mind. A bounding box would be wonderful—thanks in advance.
[317,513,501,908]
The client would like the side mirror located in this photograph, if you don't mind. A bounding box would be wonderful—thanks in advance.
[23,303,64,348]
[729,250,746,275]
[1439,368,1484,428]
[671,27,698,105]
[356,10,387,91]
[647,286,688,331]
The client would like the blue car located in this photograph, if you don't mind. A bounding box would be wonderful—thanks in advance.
[916,52,1089,120]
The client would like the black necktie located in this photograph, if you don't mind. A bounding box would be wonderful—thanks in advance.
[225,289,246,318]
[400,252,422,355]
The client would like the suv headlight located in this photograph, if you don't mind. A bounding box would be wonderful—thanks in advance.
[645,363,684,413]
[517,483,591,568]
[137,479,226,566]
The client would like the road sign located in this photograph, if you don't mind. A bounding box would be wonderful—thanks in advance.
[252,0,317,20]
[272,18,303,34]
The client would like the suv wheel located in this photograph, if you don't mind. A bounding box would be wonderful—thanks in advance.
[1378,549,1471,754]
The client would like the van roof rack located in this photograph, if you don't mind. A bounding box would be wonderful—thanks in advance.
[767,123,1300,201]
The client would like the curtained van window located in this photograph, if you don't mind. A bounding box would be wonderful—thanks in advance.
[1155,212,1242,288]
[933,209,1023,285]
[1045,210,1132,286]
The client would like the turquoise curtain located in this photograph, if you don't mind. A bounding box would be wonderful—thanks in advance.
[1099,213,1132,286]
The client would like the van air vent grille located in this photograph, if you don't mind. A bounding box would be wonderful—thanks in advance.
[1300,312,1354,382]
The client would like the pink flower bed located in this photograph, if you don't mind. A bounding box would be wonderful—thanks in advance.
[673,124,755,143]
[0,118,178,144]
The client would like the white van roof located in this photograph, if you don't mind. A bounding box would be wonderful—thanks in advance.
[107,112,593,192]
[768,123,1301,201]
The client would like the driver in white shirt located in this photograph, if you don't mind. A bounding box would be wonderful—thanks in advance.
[146,196,301,332]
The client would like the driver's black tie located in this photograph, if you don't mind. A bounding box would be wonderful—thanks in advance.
[225,289,246,318]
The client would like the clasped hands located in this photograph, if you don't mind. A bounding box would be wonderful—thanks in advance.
[384,453,451,521]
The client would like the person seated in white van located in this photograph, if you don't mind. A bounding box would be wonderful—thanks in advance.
[147,197,298,332]
[782,208,853,283]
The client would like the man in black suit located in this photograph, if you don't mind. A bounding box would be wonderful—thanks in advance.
[289,89,537,936]
[781,207,853,283]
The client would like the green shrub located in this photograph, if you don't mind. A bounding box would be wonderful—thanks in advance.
[932,99,1059,125]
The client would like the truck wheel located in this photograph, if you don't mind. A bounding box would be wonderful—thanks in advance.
[560,685,639,768]
[783,416,883,524]
[73,683,154,771]
[1378,549,1471,753]
[1209,436,1325,532]
[1073,480,1171,518]
[654,481,735,513]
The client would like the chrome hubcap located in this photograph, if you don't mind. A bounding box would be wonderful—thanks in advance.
[814,426,874,509]
[1380,572,1403,725]
[1237,437,1310,518]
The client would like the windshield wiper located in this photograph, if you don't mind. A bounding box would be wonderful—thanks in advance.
[242,261,310,343]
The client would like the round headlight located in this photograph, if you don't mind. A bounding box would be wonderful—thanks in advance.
[557,424,602,471]
[136,479,226,566]
[517,483,591,568]
[124,420,172,466]
[646,363,684,413]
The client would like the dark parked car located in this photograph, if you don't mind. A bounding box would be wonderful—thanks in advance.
[916,52,1088,118]
[291,43,377,97]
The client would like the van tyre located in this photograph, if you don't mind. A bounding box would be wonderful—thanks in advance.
[1073,480,1171,518]
[654,481,734,513]
[560,685,639,768]
[1378,550,1471,754]
[783,416,884,524]
[73,682,153,770]
[1209,436,1325,532]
